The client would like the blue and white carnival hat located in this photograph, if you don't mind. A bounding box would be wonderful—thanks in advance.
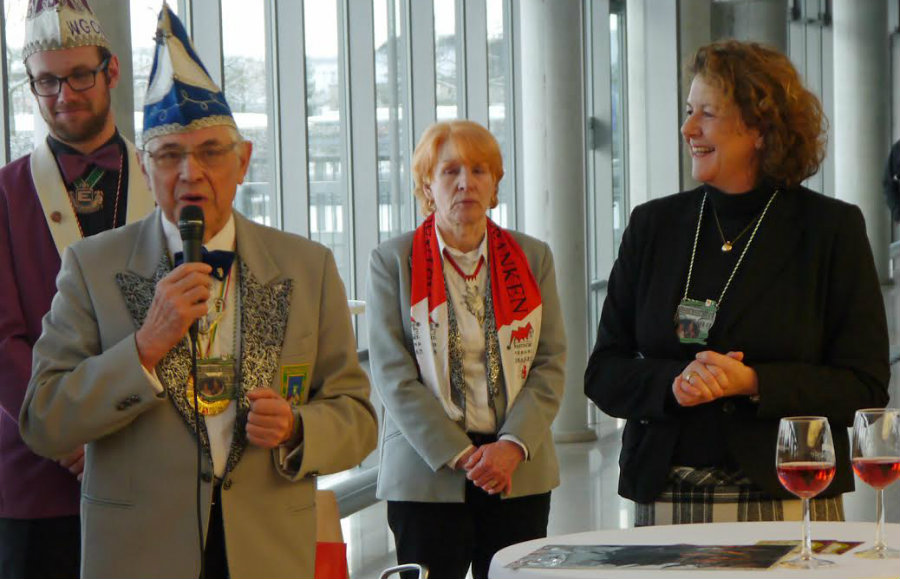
[23,0,111,60]
[142,2,236,142]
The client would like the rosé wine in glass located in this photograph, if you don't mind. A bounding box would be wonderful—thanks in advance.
[776,417,835,569]
[851,409,900,559]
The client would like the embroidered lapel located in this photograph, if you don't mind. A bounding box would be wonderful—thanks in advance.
[115,254,213,455]
[112,212,294,472]
[223,259,293,474]
[115,211,213,455]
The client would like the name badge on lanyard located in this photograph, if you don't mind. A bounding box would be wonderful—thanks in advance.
[675,298,717,345]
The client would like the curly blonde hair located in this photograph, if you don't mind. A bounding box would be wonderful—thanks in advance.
[688,40,827,188]
[411,120,504,215]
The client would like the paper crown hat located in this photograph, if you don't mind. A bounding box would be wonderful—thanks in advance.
[23,0,111,60]
[142,3,236,142]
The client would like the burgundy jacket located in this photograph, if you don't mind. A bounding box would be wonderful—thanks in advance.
[0,154,78,518]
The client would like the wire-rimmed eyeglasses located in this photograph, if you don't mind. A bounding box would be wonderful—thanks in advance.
[143,142,241,171]
[29,57,111,97]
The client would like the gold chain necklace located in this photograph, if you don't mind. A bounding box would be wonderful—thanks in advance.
[710,199,762,253]
[682,189,779,307]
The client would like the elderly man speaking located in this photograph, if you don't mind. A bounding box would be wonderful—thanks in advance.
[20,5,376,578]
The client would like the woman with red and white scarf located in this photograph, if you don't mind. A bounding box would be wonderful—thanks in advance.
[366,120,567,579]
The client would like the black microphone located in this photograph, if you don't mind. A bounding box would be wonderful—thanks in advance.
[178,205,207,578]
[178,205,205,343]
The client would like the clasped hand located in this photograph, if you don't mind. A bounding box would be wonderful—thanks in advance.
[456,440,525,496]
[673,350,759,407]
[246,388,295,448]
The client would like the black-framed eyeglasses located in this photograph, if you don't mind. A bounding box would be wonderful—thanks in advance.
[29,57,111,97]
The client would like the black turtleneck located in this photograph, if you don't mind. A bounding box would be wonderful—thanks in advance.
[673,183,777,468]
[687,184,776,306]
[47,131,129,238]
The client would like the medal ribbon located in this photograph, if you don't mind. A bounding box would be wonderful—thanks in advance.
[197,268,234,359]
[73,166,106,191]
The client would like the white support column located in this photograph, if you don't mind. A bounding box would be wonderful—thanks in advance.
[92,1,135,141]
[625,0,648,209]
[620,0,682,208]
[833,0,890,280]
[520,0,595,443]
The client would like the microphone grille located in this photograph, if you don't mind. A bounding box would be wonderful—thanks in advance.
[178,206,204,239]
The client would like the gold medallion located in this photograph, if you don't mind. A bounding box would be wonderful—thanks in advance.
[186,358,236,415]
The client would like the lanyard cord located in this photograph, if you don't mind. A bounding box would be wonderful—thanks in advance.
[681,189,779,308]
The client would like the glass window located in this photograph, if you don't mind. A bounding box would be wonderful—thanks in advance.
[434,0,460,120]
[374,0,413,240]
[132,0,179,149]
[610,2,627,252]
[486,0,512,228]
[5,0,33,161]
[305,0,352,288]
[222,0,277,228]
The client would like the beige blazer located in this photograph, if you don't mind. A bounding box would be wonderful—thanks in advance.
[21,209,377,579]
[365,229,566,502]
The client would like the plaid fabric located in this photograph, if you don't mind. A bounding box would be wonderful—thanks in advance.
[635,466,844,526]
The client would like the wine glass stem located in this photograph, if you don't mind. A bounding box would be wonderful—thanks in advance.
[801,497,812,560]
[874,488,885,551]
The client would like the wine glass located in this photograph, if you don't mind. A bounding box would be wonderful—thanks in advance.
[851,408,900,559]
[776,416,836,569]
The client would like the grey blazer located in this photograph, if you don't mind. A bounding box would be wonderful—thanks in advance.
[366,229,566,502]
[21,209,377,579]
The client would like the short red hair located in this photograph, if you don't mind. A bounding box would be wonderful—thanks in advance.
[411,120,504,215]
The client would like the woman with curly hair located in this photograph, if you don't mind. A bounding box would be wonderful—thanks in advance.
[585,40,889,525]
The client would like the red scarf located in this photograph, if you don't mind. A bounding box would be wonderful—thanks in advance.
[410,214,542,420]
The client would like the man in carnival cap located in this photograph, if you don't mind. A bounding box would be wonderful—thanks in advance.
[0,1,153,577]
[20,3,376,578]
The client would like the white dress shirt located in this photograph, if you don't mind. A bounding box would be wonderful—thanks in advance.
[435,227,528,467]
[156,213,238,478]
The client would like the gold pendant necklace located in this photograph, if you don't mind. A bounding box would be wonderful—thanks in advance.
[711,202,760,253]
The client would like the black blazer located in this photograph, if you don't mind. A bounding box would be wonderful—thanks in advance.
[585,186,890,503]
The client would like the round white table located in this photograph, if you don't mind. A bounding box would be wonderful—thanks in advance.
[489,522,900,578]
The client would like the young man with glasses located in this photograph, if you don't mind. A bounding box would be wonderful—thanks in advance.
[0,2,153,577]
[20,5,376,578]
